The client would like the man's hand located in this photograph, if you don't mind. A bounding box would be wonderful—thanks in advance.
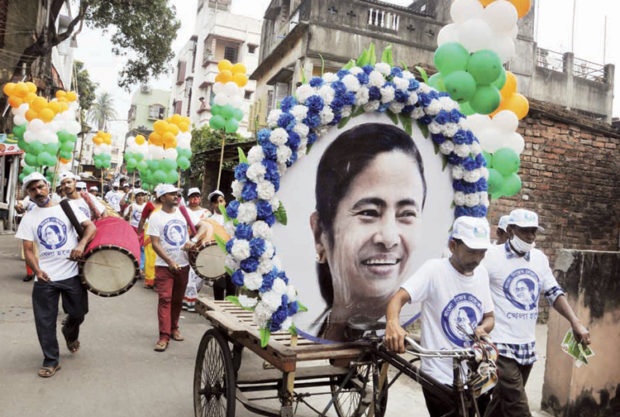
[15,202,25,214]
[182,241,196,252]
[70,243,86,261]
[35,270,50,282]
[571,320,590,346]
[168,263,181,273]
[385,320,409,353]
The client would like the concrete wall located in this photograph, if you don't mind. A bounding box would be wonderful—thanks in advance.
[541,250,620,416]
[128,88,171,131]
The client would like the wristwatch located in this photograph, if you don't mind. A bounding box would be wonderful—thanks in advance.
[190,237,198,244]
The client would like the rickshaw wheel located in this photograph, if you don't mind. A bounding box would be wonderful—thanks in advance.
[194,328,236,417]
[330,363,388,417]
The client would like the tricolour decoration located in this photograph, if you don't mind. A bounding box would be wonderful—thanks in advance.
[220,45,490,346]
[92,131,112,169]
[209,59,247,133]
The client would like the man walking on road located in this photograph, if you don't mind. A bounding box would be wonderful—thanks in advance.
[483,208,590,417]
[15,173,96,378]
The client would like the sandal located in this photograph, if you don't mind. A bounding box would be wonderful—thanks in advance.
[38,364,61,378]
[171,330,184,341]
[154,340,168,352]
[61,325,80,353]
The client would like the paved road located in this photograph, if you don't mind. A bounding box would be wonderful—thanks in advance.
[0,233,550,417]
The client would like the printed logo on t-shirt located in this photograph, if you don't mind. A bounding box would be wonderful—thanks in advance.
[37,217,68,250]
[503,268,540,311]
[162,220,187,247]
[132,209,141,223]
[441,293,483,347]
[78,206,90,219]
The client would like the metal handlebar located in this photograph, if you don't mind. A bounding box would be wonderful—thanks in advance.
[404,336,474,360]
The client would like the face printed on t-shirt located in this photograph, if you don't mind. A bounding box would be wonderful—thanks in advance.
[503,268,540,311]
[38,218,68,250]
[441,293,483,347]
[163,220,187,247]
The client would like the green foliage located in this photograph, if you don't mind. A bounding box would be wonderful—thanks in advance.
[260,327,271,348]
[88,92,117,131]
[73,60,97,112]
[188,124,246,184]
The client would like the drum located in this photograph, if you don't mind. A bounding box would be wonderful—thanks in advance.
[189,218,231,281]
[79,217,140,297]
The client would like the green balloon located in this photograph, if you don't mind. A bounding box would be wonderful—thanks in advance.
[154,170,167,183]
[102,160,111,168]
[146,159,159,170]
[127,158,137,169]
[482,151,493,168]
[492,67,507,90]
[94,159,102,169]
[135,153,144,161]
[211,104,222,116]
[17,138,29,153]
[221,105,234,120]
[459,101,474,116]
[19,173,25,183]
[225,119,239,133]
[44,143,59,155]
[501,173,522,196]
[137,160,149,172]
[160,158,177,171]
[22,165,35,175]
[233,108,244,121]
[59,150,72,160]
[177,156,190,170]
[443,71,477,102]
[487,168,504,195]
[37,152,52,167]
[29,141,44,155]
[165,170,179,184]
[434,42,470,76]
[469,86,501,115]
[428,73,446,91]
[57,131,71,143]
[25,153,38,167]
[467,50,503,85]
[210,115,226,130]
[60,141,74,153]
[492,147,520,176]
[13,124,26,140]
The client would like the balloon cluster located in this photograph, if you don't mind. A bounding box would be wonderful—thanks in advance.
[3,82,81,183]
[124,134,147,172]
[92,131,112,169]
[430,43,505,115]
[209,59,247,133]
[490,71,529,119]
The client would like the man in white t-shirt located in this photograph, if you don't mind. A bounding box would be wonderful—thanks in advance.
[15,172,96,378]
[182,187,210,312]
[59,171,105,220]
[385,216,495,417]
[147,184,199,352]
[483,209,590,417]
[207,189,226,225]
[494,215,509,245]
[104,182,123,212]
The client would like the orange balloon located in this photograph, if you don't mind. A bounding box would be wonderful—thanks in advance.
[31,96,48,111]
[508,0,531,18]
[179,121,190,132]
[25,109,38,121]
[104,136,112,145]
[162,131,175,143]
[66,91,77,101]
[16,83,29,97]
[216,70,233,84]
[48,101,62,114]
[59,157,71,164]
[60,102,69,112]
[149,132,163,146]
[92,136,103,145]
[153,120,167,133]
[56,90,67,99]
[231,63,247,75]
[39,108,55,122]
[233,73,248,87]
[24,92,37,103]
[171,113,182,124]
[3,82,16,96]
[218,59,233,72]
[135,135,146,145]
[504,93,529,120]
[167,123,179,135]
[479,0,495,5]
[8,96,23,108]
[501,71,517,100]
[26,82,37,93]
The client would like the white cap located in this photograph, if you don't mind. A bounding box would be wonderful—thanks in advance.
[187,187,201,197]
[451,216,491,250]
[89,186,99,191]
[58,171,77,182]
[497,215,510,232]
[133,188,146,195]
[156,184,179,198]
[207,190,224,201]
[76,181,87,189]
[508,208,545,232]
[112,182,119,187]
[22,172,49,192]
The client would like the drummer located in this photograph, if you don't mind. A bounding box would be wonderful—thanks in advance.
[207,190,226,225]
[138,185,163,289]
[147,184,200,352]
[207,189,235,301]
[15,172,96,378]
[182,187,210,312]
[59,172,106,220]
[126,189,148,274]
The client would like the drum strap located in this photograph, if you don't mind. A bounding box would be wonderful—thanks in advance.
[60,199,85,239]
[178,205,197,238]
[80,191,102,221]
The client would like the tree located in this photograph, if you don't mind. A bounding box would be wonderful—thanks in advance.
[16,0,180,90]
[73,60,98,132]
[188,124,246,185]
[88,92,117,131]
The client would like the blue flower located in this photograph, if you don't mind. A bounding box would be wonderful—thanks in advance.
[249,237,266,258]
[259,269,277,292]
[234,162,249,181]
[462,156,478,171]
[256,199,273,219]
[452,130,468,145]
[330,97,345,112]
[309,77,324,87]
[402,105,415,114]
[241,182,258,201]
[225,239,234,254]
[472,205,488,217]
[263,159,279,179]
[368,86,381,101]
[431,133,447,145]
[378,103,391,113]
[449,109,463,124]
[336,69,350,79]
[362,65,374,74]
[231,270,244,287]
[257,128,271,145]
[356,72,369,85]
[306,95,324,113]
[438,91,451,98]
[235,223,253,240]
[278,112,295,129]
[280,96,297,112]
[226,200,240,219]
[265,214,276,227]
[419,115,432,125]
[307,132,318,146]
[408,79,420,91]
[288,301,299,316]
[435,110,450,125]
[455,206,471,217]
[395,89,409,103]
[447,153,463,166]
[270,306,288,331]
[286,151,298,167]
[287,131,301,151]
[390,67,403,77]
[331,81,346,94]
[277,270,288,284]
[240,257,259,272]
[302,112,321,129]
[418,93,432,107]
[330,113,342,126]
[262,142,278,160]
[475,178,488,192]
[343,91,356,106]
[454,180,477,194]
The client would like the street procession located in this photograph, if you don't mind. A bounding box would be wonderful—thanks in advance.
[0,0,618,416]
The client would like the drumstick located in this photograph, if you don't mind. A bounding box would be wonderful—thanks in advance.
[66,258,123,269]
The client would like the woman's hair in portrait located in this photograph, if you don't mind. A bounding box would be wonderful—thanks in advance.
[314,123,427,307]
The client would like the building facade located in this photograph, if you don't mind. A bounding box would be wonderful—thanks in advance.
[127,85,171,136]
[169,0,261,137]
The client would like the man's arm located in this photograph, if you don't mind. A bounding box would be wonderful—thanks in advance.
[553,295,590,345]
[70,220,96,260]
[150,235,180,272]
[23,240,49,282]
[385,288,412,354]
[475,312,495,339]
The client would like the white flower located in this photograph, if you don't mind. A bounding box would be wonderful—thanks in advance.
[480,192,490,207]
[355,86,370,106]
[418,83,432,94]
[454,192,466,206]
[254,301,272,327]
[257,180,276,200]
[364,101,380,112]
[281,317,293,331]
[291,105,308,122]
[470,142,482,155]
[318,85,335,104]
[272,278,287,295]
[439,96,459,111]
[224,220,236,236]
[389,102,405,114]
[246,163,266,182]
[225,255,239,271]
[267,109,282,128]
[425,100,442,115]
[296,84,315,103]
[252,220,271,240]
[464,169,482,183]
[286,285,297,302]
[380,85,395,103]
[262,290,283,312]
[375,62,391,75]
[270,128,288,146]
[341,74,361,92]
[231,239,250,261]
[407,92,418,106]
[349,66,363,75]
[237,202,257,223]
[276,145,292,165]
[340,107,352,118]
[270,196,280,211]
[465,193,480,207]
[452,165,464,180]
[428,121,442,134]
[393,77,409,91]
[238,294,258,308]
[298,144,308,155]
[272,255,283,271]
[412,106,425,119]
[258,258,274,274]
[454,144,471,158]
[480,167,489,180]
[261,241,275,260]
[320,107,334,124]
[231,180,244,199]
[439,141,454,155]
[444,123,459,137]
[293,123,309,139]
[323,72,338,83]
[401,70,415,80]
[247,146,265,164]
[244,272,263,291]
[368,71,385,87]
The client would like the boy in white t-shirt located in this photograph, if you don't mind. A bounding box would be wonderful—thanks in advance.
[15,173,96,378]
[385,216,495,417]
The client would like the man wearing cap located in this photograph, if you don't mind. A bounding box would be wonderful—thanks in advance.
[75,181,87,192]
[494,215,509,245]
[186,187,210,225]
[125,189,148,275]
[59,171,105,220]
[147,184,199,351]
[483,208,590,417]
[89,186,99,197]
[385,216,495,417]
[138,185,163,289]
[104,182,123,213]
[15,172,96,378]
[207,190,226,225]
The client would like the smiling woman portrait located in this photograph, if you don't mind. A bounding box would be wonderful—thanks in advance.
[310,123,427,341]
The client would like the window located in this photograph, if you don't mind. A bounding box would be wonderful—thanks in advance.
[149,104,165,120]
[128,105,136,122]
[248,44,257,54]
[266,89,274,117]
[209,89,216,107]
[224,46,238,63]
[368,8,400,31]
[176,61,186,85]
[174,100,183,115]
[244,91,252,100]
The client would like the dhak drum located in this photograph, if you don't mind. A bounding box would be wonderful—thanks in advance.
[189,219,230,281]
[80,217,140,297]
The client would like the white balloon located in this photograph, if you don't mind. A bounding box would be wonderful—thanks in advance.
[457,19,493,52]
[17,103,29,116]
[213,94,229,106]
[93,147,102,155]
[493,110,519,132]
[437,24,460,46]
[150,146,164,160]
[224,82,241,96]
[492,35,516,63]
[14,115,26,126]
[483,0,518,34]
[67,121,81,135]
[450,0,484,24]
[164,148,178,160]
[463,114,491,132]
[29,119,45,133]
[509,25,518,39]
[213,83,224,94]
[503,132,525,154]
[478,128,504,153]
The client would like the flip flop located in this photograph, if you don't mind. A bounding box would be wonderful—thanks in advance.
[171,330,184,341]
[154,340,168,352]
[61,325,80,353]
[38,364,61,378]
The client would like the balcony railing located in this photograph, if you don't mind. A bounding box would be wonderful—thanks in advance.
[536,48,564,73]
[536,47,607,83]
[573,57,606,83]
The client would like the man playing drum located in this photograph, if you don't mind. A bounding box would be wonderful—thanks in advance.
[59,171,105,220]
[183,187,210,312]
[147,184,199,352]
[15,172,96,378]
